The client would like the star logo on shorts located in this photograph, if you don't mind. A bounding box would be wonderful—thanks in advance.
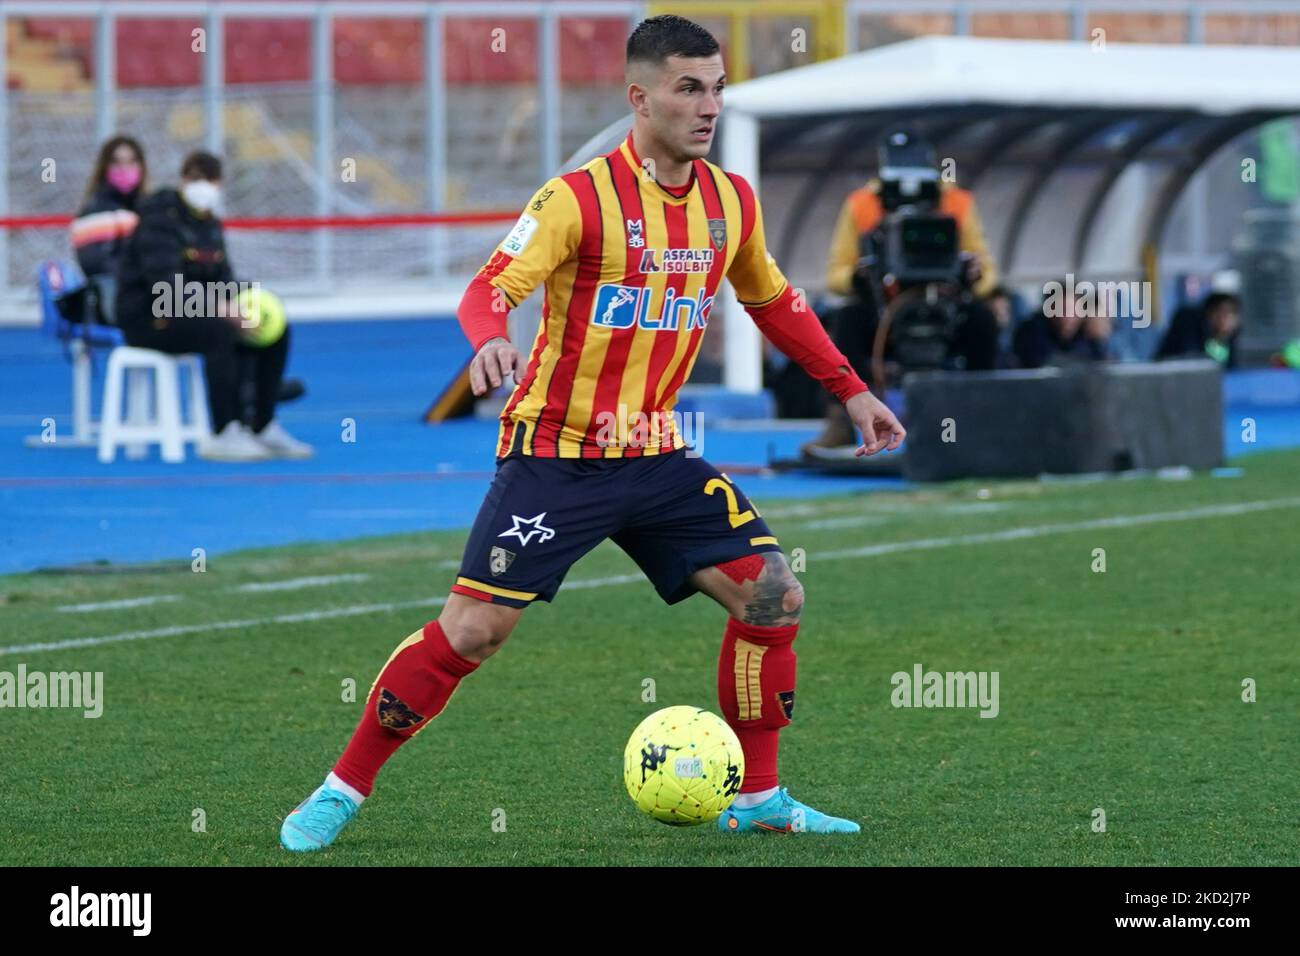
[497,512,555,547]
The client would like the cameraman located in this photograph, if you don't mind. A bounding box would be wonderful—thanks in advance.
[806,131,1001,451]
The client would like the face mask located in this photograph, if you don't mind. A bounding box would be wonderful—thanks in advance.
[106,166,142,194]
[181,180,221,214]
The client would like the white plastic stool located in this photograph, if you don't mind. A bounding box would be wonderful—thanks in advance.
[98,347,211,463]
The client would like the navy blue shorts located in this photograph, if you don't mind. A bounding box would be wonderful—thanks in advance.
[452,435,783,608]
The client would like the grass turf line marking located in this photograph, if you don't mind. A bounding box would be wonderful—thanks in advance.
[236,573,371,593]
[6,499,1297,657]
[795,515,890,531]
[816,496,1300,561]
[1,574,647,657]
[55,595,182,614]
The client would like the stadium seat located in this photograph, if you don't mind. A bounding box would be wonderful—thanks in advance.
[98,348,211,464]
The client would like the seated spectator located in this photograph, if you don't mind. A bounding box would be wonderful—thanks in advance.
[70,135,147,325]
[985,285,1024,368]
[1013,280,1111,369]
[115,150,312,461]
[1156,291,1240,368]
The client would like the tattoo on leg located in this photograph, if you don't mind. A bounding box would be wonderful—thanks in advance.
[741,553,804,626]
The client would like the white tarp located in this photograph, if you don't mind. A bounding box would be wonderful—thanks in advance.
[725,36,1300,118]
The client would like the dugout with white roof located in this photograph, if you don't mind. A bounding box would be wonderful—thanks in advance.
[570,36,1300,392]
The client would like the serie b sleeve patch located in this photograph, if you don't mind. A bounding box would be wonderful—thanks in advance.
[499,213,540,257]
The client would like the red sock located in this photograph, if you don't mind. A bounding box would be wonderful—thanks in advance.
[333,620,479,796]
[717,617,798,793]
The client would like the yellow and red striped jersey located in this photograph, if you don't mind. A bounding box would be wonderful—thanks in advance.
[473,131,789,459]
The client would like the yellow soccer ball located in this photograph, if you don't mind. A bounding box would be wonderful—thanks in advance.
[623,705,744,826]
[236,286,286,347]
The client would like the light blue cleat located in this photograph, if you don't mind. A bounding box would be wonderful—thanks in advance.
[280,783,359,851]
[718,787,860,834]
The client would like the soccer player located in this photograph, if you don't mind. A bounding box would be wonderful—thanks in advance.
[281,14,905,850]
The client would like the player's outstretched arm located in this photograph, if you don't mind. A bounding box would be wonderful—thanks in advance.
[724,173,905,457]
[744,285,904,457]
[469,335,521,397]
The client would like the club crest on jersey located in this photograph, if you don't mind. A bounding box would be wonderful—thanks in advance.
[489,546,516,576]
[498,512,555,547]
[626,218,645,248]
[637,247,714,274]
[590,283,714,331]
[707,218,727,251]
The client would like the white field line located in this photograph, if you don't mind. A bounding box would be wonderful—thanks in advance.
[236,574,371,593]
[1,574,647,657]
[816,497,1300,561]
[761,501,856,519]
[56,595,182,614]
[6,499,1297,657]
[7,602,440,656]
[790,501,1008,531]
[54,575,370,612]
[796,514,889,531]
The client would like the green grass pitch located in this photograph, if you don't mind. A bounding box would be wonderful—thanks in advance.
[1,449,1296,866]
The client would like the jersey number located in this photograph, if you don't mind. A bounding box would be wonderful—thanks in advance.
[704,476,760,529]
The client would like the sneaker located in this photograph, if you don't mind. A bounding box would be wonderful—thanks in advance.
[253,419,313,459]
[198,422,272,462]
[280,783,360,852]
[717,786,861,834]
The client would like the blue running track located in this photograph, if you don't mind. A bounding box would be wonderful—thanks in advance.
[2,320,1296,574]
[0,319,899,574]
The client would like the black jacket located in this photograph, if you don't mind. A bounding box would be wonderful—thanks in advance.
[1156,305,1239,368]
[70,184,141,279]
[1012,311,1108,369]
[115,188,234,331]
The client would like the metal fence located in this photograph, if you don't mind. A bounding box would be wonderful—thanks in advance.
[4,0,1298,312]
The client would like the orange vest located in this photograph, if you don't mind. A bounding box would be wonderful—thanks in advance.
[848,184,973,236]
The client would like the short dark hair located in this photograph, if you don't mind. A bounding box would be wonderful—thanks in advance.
[626,15,720,69]
[1203,292,1240,313]
[181,150,223,181]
